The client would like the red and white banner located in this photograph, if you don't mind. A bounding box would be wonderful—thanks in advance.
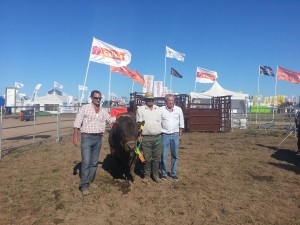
[154,81,163,97]
[277,66,300,84]
[90,37,131,67]
[142,75,154,93]
[196,67,218,83]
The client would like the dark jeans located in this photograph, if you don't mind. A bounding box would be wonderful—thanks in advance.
[297,130,300,150]
[141,135,162,163]
[80,133,102,191]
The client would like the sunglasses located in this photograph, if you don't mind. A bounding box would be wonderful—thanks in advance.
[92,97,102,100]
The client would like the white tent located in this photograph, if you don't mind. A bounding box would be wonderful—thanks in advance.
[190,81,248,100]
[23,89,77,114]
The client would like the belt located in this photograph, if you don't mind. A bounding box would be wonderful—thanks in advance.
[82,133,103,136]
[143,134,161,137]
[162,132,179,135]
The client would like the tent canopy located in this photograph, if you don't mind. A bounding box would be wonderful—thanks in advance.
[190,81,249,100]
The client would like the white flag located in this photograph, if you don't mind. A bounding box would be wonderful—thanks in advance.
[166,46,185,62]
[89,37,131,67]
[79,85,88,91]
[109,91,117,100]
[15,82,24,89]
[31,84,42,102]
[54,81,64,89]
[196,67,218,83]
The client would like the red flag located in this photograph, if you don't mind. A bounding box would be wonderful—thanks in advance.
[110,66,135,79]
[277,66,300,84]
[133,70,146,87]
[110,66,146,87]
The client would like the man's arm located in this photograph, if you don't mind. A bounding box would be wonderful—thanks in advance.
[73,128,80,146]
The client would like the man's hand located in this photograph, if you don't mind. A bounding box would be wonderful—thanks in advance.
[138,135,143,143]
[73,135,79,147]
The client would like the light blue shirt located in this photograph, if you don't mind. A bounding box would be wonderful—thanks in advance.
[160,105,184,134]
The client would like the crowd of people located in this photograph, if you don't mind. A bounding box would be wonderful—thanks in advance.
[73,90,184,196]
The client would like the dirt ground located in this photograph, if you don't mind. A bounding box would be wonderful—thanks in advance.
[0,128,300,225]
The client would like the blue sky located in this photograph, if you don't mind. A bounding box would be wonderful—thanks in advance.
[1,0,300,102]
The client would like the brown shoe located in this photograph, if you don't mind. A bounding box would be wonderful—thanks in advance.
[81,189,90,196]
[153,176,161,183]
[89,183,98,189]
[142,178,149,183]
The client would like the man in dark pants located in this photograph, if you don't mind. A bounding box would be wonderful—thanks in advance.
[136,91,162,183]
[73,90,115,196]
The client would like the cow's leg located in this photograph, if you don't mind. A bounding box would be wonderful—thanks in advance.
[129,156,137,182]
[110,146,115,156]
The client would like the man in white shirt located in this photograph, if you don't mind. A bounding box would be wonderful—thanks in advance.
[160,94,184,181]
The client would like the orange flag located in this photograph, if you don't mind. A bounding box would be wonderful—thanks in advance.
[277,66,300,84]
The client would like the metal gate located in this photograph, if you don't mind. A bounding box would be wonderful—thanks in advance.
[128,92,231,132]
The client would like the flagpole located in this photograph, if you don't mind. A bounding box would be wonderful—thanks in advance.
[108,69,112,104]
[256,66,260,124]
[194,75,197,92]
[54,81,56,111]
[164,53,167,91]
[80,60,91,104]
[80,39,94,105]
[273,66,278,121]
[131,80,134,93]
[78,86,80,103]
[170,69,173,91]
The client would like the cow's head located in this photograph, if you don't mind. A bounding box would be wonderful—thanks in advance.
[116,114,144,153]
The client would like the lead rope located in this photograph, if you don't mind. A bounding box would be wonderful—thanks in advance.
[135,125,145,163]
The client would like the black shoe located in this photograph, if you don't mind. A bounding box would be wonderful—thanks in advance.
[170,175,179,181]
[161,175,167,181]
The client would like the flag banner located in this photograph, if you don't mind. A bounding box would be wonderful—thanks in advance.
[54,81,63,89]
[79,85,88,91]
[196,67,218,83]
[31,84,42,102]
[110,66,134,79]
[166,46,185,61]
[121,96,128,102]
[90,37,131,67]
[154,81,163,97]
[109,91,117,99]
[15,82,24,89]
[162,86,170,97]
[142,75,154,93]
[133,70,146,87]
[259,65,275,76]
[67,95,73,105]
[277,66,300,84]
[171,67,183,78]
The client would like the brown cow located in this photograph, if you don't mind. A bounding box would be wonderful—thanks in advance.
[108,112,144,182]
